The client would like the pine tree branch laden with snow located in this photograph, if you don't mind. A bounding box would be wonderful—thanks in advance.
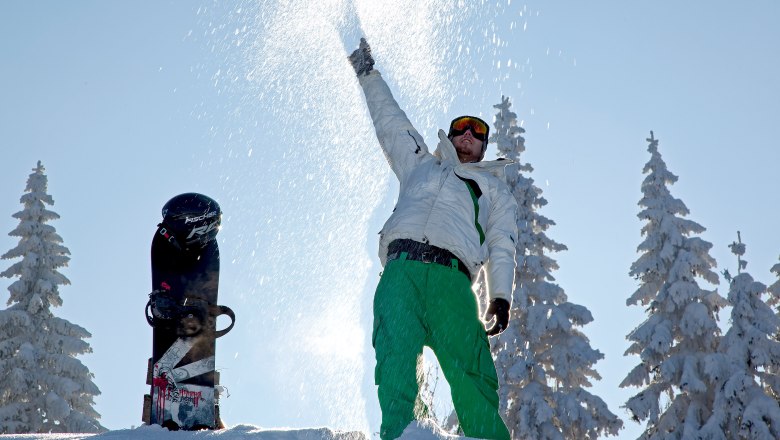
[490,97,623,438]
[0,161,104,434]
[768,257,780,308]
[622,132,726,439]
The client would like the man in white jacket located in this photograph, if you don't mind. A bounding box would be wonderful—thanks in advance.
[350,38,517,440]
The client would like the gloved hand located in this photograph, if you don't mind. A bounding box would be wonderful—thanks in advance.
[485,298,510,336]
[348,37,374,76]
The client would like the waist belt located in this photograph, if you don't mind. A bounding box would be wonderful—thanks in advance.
[387,239,472,281]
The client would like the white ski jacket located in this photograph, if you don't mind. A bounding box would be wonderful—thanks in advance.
[359,71,518,303]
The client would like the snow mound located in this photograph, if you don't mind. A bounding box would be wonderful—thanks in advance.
[397,420,479,440]
[0,421,483,440]
[0,425,367,440]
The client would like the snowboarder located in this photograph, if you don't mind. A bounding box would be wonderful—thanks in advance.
[143,193,234,430]
[349,39,517,440]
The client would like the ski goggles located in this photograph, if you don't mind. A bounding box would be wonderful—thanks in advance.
[448,116,489,142]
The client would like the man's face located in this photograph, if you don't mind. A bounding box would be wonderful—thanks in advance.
[451,130,484,163]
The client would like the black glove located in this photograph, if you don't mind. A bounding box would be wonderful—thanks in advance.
[348,37,375,76]
[485,298,510,336]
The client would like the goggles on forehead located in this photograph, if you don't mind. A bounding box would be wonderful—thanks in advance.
[448,116,489,142]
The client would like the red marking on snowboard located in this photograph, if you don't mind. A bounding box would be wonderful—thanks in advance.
[180,389,202,408]
[153,372,171,418]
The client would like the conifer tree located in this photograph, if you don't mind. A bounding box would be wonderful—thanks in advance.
[698,233,780,439]
[489,96,622,439]
[621,132,726,439]
[0,161,103,433]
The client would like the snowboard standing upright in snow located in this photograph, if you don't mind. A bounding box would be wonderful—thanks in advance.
[142,193,234,430]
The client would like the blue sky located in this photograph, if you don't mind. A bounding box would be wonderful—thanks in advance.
[2,1,779,438]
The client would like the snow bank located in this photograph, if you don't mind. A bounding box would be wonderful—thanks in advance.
[0,425,366,440]
[0,420,478,440]
[397,421,479,440]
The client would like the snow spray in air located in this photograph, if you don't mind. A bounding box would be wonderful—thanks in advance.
[195,0,501,432]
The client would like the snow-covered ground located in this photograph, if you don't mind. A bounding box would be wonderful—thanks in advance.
[0,421,478,440]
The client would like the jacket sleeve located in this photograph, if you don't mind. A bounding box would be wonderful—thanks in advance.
[484,180,519,304]
[358,70,429,182]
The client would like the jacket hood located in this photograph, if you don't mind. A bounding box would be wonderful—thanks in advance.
[433,129,513,181]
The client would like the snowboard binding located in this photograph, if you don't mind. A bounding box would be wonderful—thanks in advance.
[142,193,235,431]
[145,289,235,338]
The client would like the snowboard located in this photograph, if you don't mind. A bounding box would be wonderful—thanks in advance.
[142,226,235,430]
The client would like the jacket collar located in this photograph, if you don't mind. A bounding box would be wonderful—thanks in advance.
[433,129,513,180]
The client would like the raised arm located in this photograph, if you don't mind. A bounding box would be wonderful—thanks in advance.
[349,38,430,182]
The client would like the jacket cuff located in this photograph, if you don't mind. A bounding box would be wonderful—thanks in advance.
[489,291,512,305]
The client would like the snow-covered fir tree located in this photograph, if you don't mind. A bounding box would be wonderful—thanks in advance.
[488,95,622,439]
[621,131,726,439]
[0,161,103,434]
[698,233,780,439]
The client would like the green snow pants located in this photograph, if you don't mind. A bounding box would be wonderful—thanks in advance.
[373,255,510,440]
